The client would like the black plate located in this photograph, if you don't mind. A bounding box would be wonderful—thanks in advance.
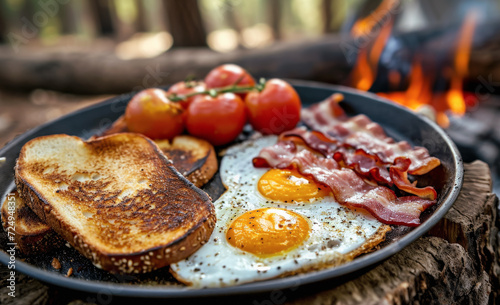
[0,81,463,298]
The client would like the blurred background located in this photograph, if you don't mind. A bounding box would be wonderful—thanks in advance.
[0,0,499,193]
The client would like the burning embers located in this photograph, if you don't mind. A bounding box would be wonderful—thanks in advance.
[348,0,479,127]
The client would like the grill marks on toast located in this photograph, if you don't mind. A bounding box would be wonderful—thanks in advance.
[15,133,216,273]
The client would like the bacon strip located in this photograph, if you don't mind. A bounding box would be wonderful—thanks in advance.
[253,141,435,226]
[280,128,339,157]
[281,128,392,185]
[302,95,440,175]
[337,148,392,185]
[390,157,437,200]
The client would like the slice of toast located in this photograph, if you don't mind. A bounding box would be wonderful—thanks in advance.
[96,115,217,188]
[6,135,217,256]
[1,191,64,255]
[15,133,216,273]
[155,136,217,188]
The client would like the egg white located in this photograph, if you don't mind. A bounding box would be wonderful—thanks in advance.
[170,136,385,288]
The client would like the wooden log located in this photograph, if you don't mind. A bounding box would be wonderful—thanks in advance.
[0,161,497,304]
[285,237,491,305]
[428,160,500,298]
[0,36,349,94]
[0,19,499,94]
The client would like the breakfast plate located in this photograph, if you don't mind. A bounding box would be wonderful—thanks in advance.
[0,81,463,298]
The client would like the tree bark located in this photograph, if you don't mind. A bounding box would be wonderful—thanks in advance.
[88,0,115,37]
[164,0,207,48]
[269,0,282,40]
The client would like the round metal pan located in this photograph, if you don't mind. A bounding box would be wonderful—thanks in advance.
[0,81,463,298]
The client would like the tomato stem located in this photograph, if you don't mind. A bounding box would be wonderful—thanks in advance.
[168,79,267,102]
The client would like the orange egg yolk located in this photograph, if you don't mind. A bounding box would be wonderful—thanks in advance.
[257,169,330,202]
[226,208,310,257]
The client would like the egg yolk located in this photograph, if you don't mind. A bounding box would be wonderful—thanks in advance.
[258,169,330,202]
[226,208,310,257]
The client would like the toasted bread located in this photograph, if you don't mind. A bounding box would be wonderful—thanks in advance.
[15,133,216,273]
[1,191,64,255]
[155,136,217,188]
[96,115,217,188]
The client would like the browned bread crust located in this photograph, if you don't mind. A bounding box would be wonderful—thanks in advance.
[155,136,217,188]
[15,133,216,273]
[94,115,218,188]
[1,191,64,255]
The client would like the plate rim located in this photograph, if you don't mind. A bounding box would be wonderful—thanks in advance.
[0,81,463,298]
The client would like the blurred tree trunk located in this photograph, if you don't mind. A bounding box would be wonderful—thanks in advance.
[164,0,207,48]
[134,0,148,32]
[89,0,115,36]
[0,9,5,43]
[223,1,243,33]
[61,4,78,34]
[268,0,282,40]
[322,0,334,33]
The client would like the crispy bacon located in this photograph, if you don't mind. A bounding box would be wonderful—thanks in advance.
[302,95,440,175]
[280,128,339,156]
[281,128,392,185]
[252,93,443,226]
[390,157,437,200]
[337,148,392,185]
[253,141,435,226]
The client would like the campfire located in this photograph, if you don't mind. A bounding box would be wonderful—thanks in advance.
[347,0,482,127]
[345,0,499,194]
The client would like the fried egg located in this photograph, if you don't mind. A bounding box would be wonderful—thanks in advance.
[170,136,389,288]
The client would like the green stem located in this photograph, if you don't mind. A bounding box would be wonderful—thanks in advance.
[167,79,266,102]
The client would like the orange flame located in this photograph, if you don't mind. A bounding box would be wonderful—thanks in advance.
[350,20,394,91]
[349,0,397,91]
[446,11,478,116]
[350,9,478,128]
[350,0,399,38]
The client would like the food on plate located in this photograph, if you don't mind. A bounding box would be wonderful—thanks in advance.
[245,78,301,134]
[1,191,64,255]
[300,93,441,178]
[124,88,184,140]
[204,64,255,98]
[51,257,61,270]
[155,136,217,188]
[97,120,218,188]
[170,136,391,287]
[167,80,207,109]
[5,133,218,256]
[186,92,247,146]
[253,94,440,226]
[14,133,216,273]
[2,64,444,286]
[121,65,301,145]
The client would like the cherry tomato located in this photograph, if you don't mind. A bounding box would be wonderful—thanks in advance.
[167,81,207,109]
[205,64,255,99]
[245,79,301,134]
[186,93,246,146]
[125,88,184,140]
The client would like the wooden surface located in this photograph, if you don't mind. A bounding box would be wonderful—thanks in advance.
[0,161,497,304]
[0,20,499,95]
